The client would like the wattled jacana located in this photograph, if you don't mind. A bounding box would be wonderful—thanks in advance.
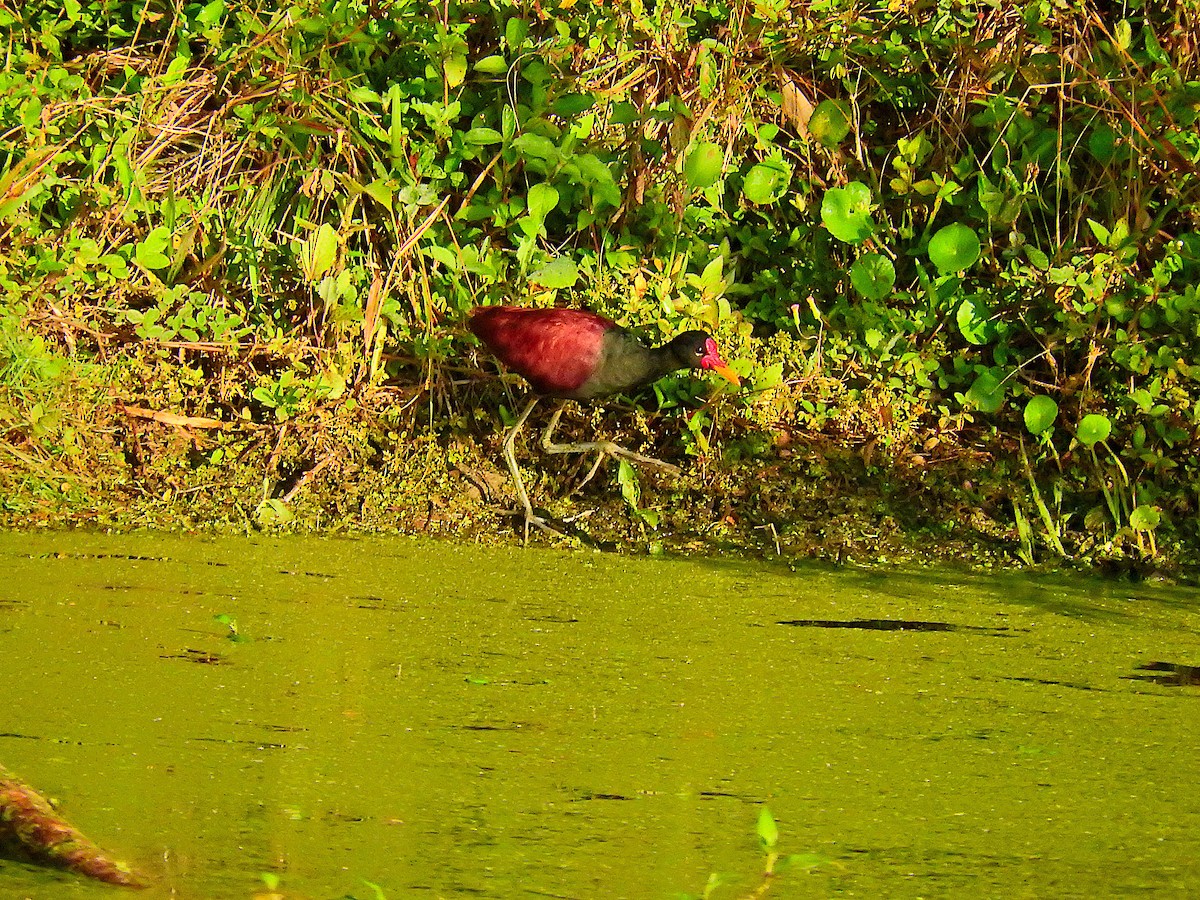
[469,305,740,540]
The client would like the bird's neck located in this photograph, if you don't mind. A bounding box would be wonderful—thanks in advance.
[570,331,671,399]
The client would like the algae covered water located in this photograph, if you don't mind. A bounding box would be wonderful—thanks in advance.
[1,531,1198,898]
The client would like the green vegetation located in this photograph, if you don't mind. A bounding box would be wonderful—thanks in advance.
[682,806,838,898]
[2,0,1198,571]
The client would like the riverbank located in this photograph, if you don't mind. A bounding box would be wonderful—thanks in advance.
[2,353,1187,582]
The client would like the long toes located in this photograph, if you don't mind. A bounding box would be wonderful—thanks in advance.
[641,458,680,473]
[500,507,564,539]
[527,514,557,534]
[593,442,679,473]
[621,453,680,474]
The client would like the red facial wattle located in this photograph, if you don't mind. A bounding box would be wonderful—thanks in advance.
[700,337,741,386]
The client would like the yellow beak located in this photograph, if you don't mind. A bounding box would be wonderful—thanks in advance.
[711,363,741,387]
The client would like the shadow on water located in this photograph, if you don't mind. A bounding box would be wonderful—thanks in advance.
[776,618,1021,636]
[679,548,1198,626]
[1126,661,1200,687]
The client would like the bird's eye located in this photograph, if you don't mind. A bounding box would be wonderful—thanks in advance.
[694,344,705,357]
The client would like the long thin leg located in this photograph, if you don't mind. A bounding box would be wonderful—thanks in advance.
[500,396,556,543]
[539,403,680,494]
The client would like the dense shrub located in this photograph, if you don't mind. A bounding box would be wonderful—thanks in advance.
[2,0,1197,561]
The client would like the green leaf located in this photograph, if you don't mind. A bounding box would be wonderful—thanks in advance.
[1086,218,1110,245]
[463,127,503,145]
[1024,246,1049,269]
[526,183,559,223]
[348,86,380,104]
[698,46,717,98]
[256,498,293,525]
[966,370,1005,414]
[617,458,639,509]
[505,17,528,50]
[1143,27,1168,65]
[1129,505,1160,531]
[955,296,992,345]
[820,182,874,243]
[162,56,188,86]
[610,102,639,125]
[1088,126,1116,163]
[305,223,338,279]
[809,99,851,148]
[0,185,39,220]
[684,142,723,190]
[134,226,171,269]
[757,807,779,850]
[196,0,224,25]
[443,54,467,88]
[1076,413,1111,447]
[573,154,621,208]
[363,179,393,210]
[551,93,596,116]
[1114,19,1132,50]
[849,253,895,300]
[513,133,559,162]
[742,156,791,205]
[928,223,981,274]
[424,244,459,271]
[1023,395,1058,435]
[696,256,725,299]
[474,55,508,75]
[529,256,577,289]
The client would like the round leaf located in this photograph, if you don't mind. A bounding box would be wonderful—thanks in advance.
[529,256,578,289]
[1129,505,1160,531]
[742,157,792,205]
[849,253,895,300]
[966,370,1005,414]
[684,142,723,190]
[1023,395,1058,435]
[134,226,171,270]
[928,223,981,274]
[1076,413,1111,447]
[820,182,875,243]
[809,99,851,148]
[955,296,992,345]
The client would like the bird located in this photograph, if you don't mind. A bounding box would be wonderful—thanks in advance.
[469,305,741,540]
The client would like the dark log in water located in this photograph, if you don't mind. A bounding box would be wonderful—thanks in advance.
[0,764,145,888]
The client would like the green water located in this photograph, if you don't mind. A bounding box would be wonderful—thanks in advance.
[1,531,1198,898]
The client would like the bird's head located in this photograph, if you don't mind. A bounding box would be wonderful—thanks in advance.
[670,331,741,387]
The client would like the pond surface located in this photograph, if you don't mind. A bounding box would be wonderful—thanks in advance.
[1,531,1198,898]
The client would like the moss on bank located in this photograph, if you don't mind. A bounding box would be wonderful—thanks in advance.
[2,346,1188,583]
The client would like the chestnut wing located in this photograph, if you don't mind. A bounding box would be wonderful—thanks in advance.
[471,307,614,398]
